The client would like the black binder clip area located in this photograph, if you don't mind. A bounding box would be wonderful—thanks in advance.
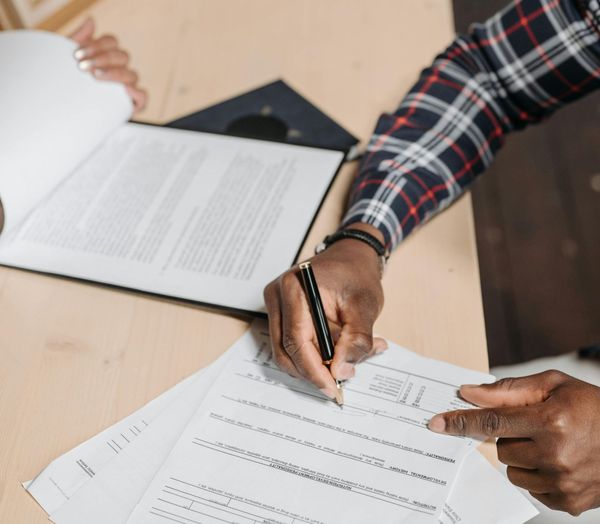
[226,113,289,141]
[165,80,358,152]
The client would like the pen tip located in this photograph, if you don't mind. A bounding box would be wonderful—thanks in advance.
[335,388,344,406]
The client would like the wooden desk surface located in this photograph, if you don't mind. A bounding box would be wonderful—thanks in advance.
[0,1,489,521]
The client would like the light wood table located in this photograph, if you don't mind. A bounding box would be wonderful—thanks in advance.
[0,1,489,521]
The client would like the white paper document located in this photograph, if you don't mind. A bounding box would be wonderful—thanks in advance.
[25,371,199,515]
[48,356,229,524]
[27,324,537,523]
[0,30,131,232]
[0,31,343,313]
[0,122,343,313]
[127,323,495,523]
[440,451,538,524]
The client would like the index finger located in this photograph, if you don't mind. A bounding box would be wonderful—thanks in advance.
[428,406,539,439]
[75,34,119,61]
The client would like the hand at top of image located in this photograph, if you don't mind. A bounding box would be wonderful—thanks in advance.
[70,18,147,112]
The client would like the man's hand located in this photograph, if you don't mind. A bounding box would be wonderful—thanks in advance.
[263,224,388,400]
[70,18,147,112]
[429,370,600,516]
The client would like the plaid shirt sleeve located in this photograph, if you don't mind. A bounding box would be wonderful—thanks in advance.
[342,0,600,251]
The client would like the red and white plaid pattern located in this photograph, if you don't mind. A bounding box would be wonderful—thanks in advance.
[343,0,600,250]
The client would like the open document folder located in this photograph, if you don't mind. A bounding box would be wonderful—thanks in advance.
[0,31,343,314]
[25,322,538,523]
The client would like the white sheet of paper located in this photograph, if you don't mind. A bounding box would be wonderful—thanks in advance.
[27,324,536,524]
[0,123,343,313]
[440,450,538,524]
[125,322,494,523]
[0,30,131,232]
[25,371,199,514]
[49,355,229,524]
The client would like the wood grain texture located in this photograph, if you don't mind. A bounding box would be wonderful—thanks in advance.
[36,0,98,31]
[0,0,23,28]
[0,2,490,521]
[454,0,600,366]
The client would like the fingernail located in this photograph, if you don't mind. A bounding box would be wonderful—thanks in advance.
[335,388,344,406]
[93,68,106,78]
[459,384,479,399]
[336,362,355,380]
[428,415,446,433]
[373,336,388,353]
[74,48,88,60]
[78,59,94,71]
[319,387,336,400]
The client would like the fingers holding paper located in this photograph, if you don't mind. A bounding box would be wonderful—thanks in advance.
[70,18,147,112]
[428,370,600,515]
[264,223,387,401]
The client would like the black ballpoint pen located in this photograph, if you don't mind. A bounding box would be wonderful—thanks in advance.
[298,261,344,406]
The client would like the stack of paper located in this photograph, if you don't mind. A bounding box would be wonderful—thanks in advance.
[25,321,538,523]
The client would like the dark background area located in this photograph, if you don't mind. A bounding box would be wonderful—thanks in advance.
[452,0,600,366]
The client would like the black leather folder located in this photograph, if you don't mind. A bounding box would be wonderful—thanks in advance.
[166,79,359,155]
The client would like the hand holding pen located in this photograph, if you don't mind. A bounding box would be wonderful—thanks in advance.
[264,227,388,402]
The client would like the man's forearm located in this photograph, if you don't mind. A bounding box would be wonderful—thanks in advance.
[344,0,600,250]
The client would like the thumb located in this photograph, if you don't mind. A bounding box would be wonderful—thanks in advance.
[69,17,95,45]
[459,370,568,408]
[330,327,372,380]
[330,320,383,381]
